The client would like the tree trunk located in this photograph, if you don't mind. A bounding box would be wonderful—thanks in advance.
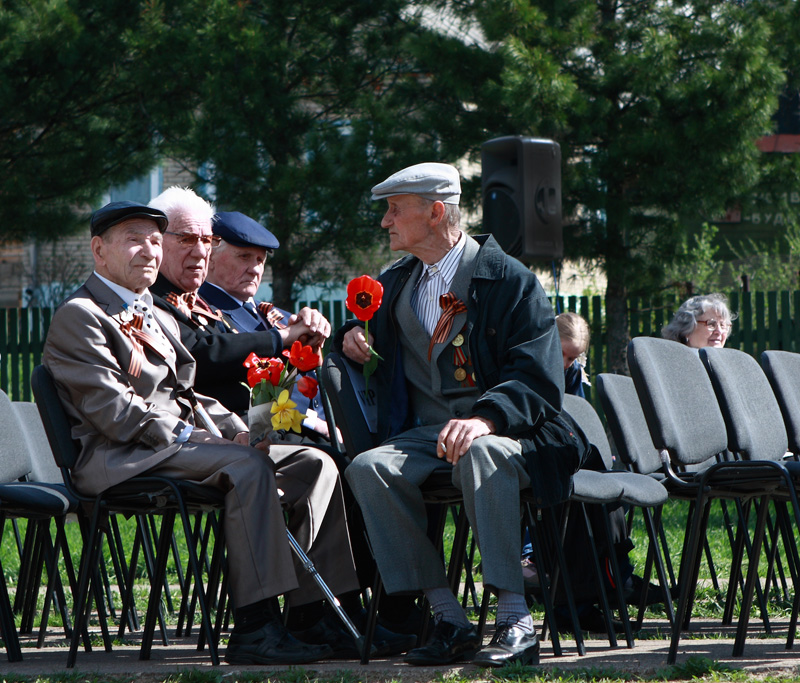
[605,276,630,376]
[270,262,295,312]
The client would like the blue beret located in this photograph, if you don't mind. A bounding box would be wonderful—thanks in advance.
[371,162,461,205]
[91,201,168,237]
[212,211,280,250]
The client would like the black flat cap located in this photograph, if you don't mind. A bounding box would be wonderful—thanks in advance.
[91,201,168,237]
[212,211,280,250]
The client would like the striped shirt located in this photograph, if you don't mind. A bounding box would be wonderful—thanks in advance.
[412,232,466,336]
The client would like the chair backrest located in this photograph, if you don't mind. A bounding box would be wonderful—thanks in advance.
[562,393,614,470]
[761,350,800,456]
[0,389,34,483]
[31,364,81,471]
[596,373,661,476]
[319,352,377,457]
[627,337,728,467]
[699,347,787,463]
[12,401,65,484]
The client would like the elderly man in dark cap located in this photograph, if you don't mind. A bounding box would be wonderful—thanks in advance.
[336,162,591,667]
[43,200,360,665]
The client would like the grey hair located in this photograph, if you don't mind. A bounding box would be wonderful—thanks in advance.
[148,186,215,224]
[415,195,461,231]
[661,293,736,344]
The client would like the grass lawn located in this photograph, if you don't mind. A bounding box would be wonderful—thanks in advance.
[1,496,797,683]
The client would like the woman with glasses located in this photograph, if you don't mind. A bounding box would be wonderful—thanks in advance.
[661,293,735,348]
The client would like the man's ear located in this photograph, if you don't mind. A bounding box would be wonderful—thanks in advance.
[90,235,105,267]
[429,200,446,225]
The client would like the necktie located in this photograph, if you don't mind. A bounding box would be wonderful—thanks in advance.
[132,298,161,335]
[243,301,260,319]
[242,301,266,331]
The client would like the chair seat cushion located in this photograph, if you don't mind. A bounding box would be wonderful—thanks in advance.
[615,471,668,507]
[571,470,623,503]
[0,482,76,516]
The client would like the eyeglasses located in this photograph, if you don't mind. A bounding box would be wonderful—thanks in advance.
[165,231,221,249]
[696,319,732,333]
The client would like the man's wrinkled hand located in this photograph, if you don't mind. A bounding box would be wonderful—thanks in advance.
[342,327,374,365]
[437,417,495,465]
[285,307,330,348]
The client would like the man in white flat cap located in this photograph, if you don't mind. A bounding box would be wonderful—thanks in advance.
[335,162,590,667]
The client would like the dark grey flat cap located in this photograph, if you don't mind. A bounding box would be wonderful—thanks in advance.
[91,201,168,237]
[371,162,461,205]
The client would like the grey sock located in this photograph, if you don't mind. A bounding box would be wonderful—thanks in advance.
[424,587,471,627]
[496,590,535,633]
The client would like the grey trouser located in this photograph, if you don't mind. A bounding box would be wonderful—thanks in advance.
[345,424,530,595]
[151,442,358,608]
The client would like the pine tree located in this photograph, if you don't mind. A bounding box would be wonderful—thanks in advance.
[464,0,788,371]
[0,0,173,240]
[148,0,504,308]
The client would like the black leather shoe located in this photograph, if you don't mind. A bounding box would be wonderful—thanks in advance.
[225,620,333,665]
[353,610,417,657]
[292,611,374,660]
[473,621,540,668]
[404,619,480,666]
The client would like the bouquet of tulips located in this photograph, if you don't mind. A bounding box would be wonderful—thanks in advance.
[242,340,320,443]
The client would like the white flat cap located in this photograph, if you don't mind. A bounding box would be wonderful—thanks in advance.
[371,162,461,205]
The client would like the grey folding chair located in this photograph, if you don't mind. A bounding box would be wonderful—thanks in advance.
[31,364,227,667]
[761,349,800,647]
[0,389,78,662]
[628,337,785,664]
[597,373,696,622]
[560,394,670,642]
[700,346,800,656]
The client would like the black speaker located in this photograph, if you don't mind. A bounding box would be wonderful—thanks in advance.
[481,136,563,262]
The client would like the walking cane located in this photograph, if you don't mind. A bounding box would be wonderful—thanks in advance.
[192,400,368,658]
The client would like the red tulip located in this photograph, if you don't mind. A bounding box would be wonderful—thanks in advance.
[243,353,283,387]
[297,375,319,400]
[284,340,320,372]
[346,275,383,322]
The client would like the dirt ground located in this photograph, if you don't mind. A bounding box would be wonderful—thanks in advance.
[3,618,800,681]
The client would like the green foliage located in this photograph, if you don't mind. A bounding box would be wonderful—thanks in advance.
[462,0,795,370]
[667,219,800,294]
[665,223,725,297]
[0,0,169,241]
[143,0,502,307]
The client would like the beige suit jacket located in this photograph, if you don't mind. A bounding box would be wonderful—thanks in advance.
[43,273,246,495]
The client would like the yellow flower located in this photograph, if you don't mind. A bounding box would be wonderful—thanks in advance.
[270,389,304,433]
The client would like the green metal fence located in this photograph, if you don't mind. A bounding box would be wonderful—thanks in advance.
[5,291,800,402]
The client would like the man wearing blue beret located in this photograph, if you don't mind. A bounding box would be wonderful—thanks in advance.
[336,162,591,667]
[199,210,329,440]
